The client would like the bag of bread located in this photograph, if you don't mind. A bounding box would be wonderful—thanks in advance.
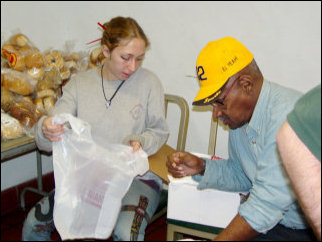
[9,99,40,130]
[26,67,45,81]
[89,47,105,69]
[2,32,45,72]
[9,33,29,47]
[2,33,30,71]
[2,68,37,95]
[43,96,56,115]
[1,86,16,112]
[61,40,79,76]
[60,41,87,84]
[1,45,26,71]
[37,67,62,91]
[1,110,24,140]
[44,50,64,70]
[61,50,89,86]
[20,46,45,69]
[33,95,56,116]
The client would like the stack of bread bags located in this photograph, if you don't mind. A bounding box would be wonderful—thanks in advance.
[1,33,87,141]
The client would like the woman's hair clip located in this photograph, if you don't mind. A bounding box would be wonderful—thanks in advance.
[86,22,106,45]
[97,22,107,30]
[86,38,102,45]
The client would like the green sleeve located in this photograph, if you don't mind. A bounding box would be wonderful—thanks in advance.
[287,85,321,161]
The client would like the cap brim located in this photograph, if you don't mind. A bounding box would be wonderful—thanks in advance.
[192,83,225,106]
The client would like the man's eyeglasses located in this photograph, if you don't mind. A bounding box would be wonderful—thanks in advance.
[210,78,237,107]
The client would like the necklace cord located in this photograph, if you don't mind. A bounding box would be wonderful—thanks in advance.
[101,66,125,107]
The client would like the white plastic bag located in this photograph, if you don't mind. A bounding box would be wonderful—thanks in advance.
[52,113,149,240]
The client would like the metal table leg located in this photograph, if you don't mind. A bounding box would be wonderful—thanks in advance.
[20,149,49,210]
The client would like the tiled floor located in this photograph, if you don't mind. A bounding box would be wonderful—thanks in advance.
[1,204,167,241]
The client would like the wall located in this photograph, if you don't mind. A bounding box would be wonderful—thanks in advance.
[1,1,321,190]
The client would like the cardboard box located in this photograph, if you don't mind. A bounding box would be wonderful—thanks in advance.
[148,144,175,183]
[167,153,241,229]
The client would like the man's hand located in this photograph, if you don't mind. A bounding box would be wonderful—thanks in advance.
[166,151,204,178]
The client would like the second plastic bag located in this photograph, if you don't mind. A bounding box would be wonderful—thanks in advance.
[52,113,149,240]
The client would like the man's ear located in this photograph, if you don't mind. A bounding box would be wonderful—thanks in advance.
[102,45,110,58]
[238,75,253,94]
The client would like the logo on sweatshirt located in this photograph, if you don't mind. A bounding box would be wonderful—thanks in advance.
[130,104,144,120]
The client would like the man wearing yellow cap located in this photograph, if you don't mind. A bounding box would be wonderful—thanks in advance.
[167,37,316,240]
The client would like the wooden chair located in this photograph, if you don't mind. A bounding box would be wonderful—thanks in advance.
[149,94,189,224]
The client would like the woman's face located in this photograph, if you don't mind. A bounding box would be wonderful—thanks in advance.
[102,38,146,81]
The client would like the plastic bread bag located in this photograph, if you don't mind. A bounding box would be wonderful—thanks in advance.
[1,110,24,140]
[61,40,89,75]
[9,96,43,138]
[2,68,37,96]
[51,113,149,240]
[1,31,44,72]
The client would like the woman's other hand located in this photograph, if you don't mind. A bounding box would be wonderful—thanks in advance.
[129,140,142,152]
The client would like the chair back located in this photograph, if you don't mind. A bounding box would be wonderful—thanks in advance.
[164,94,189,151]
[208,117,218,155]
[149,94,189,224]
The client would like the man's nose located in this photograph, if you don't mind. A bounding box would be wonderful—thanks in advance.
[212,105,222,118]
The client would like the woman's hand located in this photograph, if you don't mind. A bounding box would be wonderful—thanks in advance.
[42,116,66,142]
[129,140,142,152]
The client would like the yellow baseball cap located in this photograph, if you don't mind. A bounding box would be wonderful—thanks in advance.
[193,37,254,106]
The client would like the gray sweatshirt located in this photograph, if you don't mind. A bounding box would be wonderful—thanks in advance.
[35,67,169,157]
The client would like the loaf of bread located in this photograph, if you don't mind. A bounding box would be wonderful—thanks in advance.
[43,96,55,115]
[1,48,26,71]
[98,52,105,65]
[1,43,17,56]
[1,87,15,112]
[88,62,98,69]
[10,101,38,128]
[1,111,24,140]
[3,70,37,95]
[33,98,45,113]
[26,67,45,80]
[60,66,71,80]
[65,60,78,70]
[9,33,29,47]
[21,96,33,105]
[36,88,56,99]
[37,67,62,90]
[90,47,102,64]
[19,45,39,53]
[13,51,26,71]
[45,51,64,70]
[24,51,45,69]
[64,52,79,62]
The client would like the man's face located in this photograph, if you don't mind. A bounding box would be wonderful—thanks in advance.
[211,77,254,129]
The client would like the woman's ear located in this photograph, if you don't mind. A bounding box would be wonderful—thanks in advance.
[102,45,110,58]
[238,75,253,94]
